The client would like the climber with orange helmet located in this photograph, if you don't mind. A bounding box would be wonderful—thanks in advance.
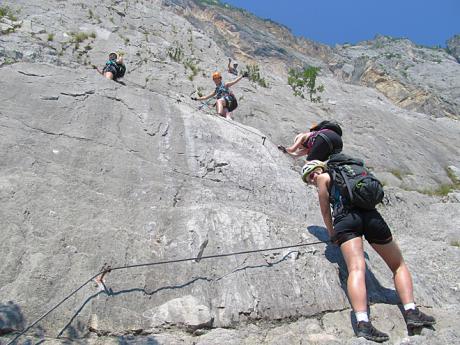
[191,70,248,119]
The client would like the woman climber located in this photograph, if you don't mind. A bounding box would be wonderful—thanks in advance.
[191,71,247,120]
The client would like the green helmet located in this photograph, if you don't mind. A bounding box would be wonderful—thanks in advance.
[301,160,326,183]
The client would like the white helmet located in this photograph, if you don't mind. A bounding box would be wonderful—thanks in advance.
[301,160,326,183]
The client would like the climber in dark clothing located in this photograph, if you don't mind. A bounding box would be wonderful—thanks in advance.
[95,52,126,81]
[228,57,238,76]
[301,160,436,343]
[278,129,343,161]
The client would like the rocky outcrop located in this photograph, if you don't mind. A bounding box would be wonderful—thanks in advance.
[0,1,459,344]
[330,35,460,118]
[447,34,460,62]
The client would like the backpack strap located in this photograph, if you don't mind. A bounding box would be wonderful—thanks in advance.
[339,168,355,204]
[317,132,333,153]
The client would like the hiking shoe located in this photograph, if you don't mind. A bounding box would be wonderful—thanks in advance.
[404,308,436,327]
[356,321,389,343]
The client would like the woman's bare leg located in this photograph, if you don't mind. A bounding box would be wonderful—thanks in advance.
[104,71,114,80]
[216,99,226,116]
[340,237,368,312]
[370,241,414,305]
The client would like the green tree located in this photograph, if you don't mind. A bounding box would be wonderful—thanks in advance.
[243,64,268,88]
[288,66,324,102]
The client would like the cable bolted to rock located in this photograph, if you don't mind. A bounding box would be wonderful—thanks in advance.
[6,239,329,345]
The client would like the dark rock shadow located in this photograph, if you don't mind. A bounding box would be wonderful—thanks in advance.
[118,335,160,345]
[307,225,399,306]
[0,302,48,344]
[215,250,300,281]
[0,301,26,336]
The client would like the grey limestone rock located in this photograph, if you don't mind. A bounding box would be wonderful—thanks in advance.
[0,1,459,345]
[144,295,213,330]
[446,165,460,183]
[447,34,460,63]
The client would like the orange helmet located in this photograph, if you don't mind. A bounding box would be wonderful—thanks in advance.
[212,71,221,80]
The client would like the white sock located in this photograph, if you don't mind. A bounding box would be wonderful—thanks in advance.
[355,311,369,323]
[403,302,416,311]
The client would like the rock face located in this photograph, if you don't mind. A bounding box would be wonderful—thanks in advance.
[329,35,460,119]
[447,34,460,62]
[0,1,459,345]
[168,3,459,119]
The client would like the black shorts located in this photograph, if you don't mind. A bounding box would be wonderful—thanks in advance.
[307,130,343,161]
[333,209,393,246]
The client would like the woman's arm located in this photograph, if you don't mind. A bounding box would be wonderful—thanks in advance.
[285,132,311,155]
[196,91,216,101]
[317,174,336,241]
[225,74,244,88]
[287,148,309,156]
[95,66,104,75]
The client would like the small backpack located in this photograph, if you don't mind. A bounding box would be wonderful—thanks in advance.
[116,63,126,78]
[310,120,342,137]
[224,94,238,112]
[104,60,126,79]
[327,153,384,210]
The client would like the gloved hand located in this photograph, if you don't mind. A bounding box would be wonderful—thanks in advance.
[242,71,249,78]
[277,145,287,153]
[191,96,198,101]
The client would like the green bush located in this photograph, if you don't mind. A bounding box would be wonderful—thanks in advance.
[288,66,324,102]
[70,31,95,43]
[420,184,454,197]
[167,43,184,62]
[47,33,54,42]
[0,5,18,21]
[243,64,268,88]
[196,86,204,97]
[183,58,199,81]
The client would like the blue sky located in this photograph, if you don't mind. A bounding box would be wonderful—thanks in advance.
[223,0,459,47]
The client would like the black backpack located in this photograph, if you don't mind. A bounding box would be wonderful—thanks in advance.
[225,94,238,112]
[116,63,126,78]
[327,153,384,210]
[310,120,342,137]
